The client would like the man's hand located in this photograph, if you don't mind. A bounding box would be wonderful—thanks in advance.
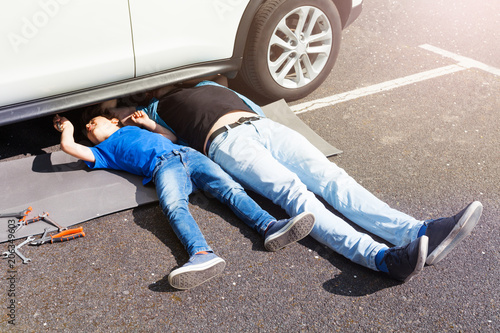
[100,99,118,111]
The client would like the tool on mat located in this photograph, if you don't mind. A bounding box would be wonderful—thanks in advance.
[15,214,44,232]
[38,212,67,232]
[0,207,33,223]
[12,211,66,233]
[2,236,35,264]
[30,227,85,246]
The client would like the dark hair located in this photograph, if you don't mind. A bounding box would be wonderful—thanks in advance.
[80,105,121,137]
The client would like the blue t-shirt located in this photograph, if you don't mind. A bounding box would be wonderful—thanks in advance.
[85,126,178,184]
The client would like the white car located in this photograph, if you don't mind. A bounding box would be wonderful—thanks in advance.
[0,0,362,126]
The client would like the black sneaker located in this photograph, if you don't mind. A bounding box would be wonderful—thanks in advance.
[168,252,226,290]
[424,201,483,265]
[264,212,315,252]
[382,236,428,282]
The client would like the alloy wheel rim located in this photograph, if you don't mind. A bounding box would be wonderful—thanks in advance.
[267,6,333,89]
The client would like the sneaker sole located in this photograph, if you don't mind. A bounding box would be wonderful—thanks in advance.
[264,212,315,252]
[426,201,483,265]
[168,257,226,290]
[404,235,428,283]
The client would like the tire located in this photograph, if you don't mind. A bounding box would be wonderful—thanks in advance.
[241,0,342,101]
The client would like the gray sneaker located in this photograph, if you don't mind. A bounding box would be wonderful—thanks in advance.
[264,212,315,252]
[424,201,483,265]
[168,252,226,290]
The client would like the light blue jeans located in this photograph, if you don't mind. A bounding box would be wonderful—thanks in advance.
[153,147,276,256]
[208,118,423,270]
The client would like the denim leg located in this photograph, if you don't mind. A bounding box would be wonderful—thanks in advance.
[181,148,275,237]
[245,119,424,247]
[209,122,387,269]
[153,152,212,257]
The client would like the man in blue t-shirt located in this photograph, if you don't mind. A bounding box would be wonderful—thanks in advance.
[52,108,315,290]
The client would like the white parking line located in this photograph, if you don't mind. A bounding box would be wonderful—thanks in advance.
[291,44,499,114]
[290,64,465,114]
[419,44,500,76]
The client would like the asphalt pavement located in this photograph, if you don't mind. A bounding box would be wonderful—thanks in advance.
[1,0,499,331]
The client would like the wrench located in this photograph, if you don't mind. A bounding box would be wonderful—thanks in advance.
[2,236,34,256]
[40,213,67,231]
[2,236,35,264]
[14,248,31,264]
[0,207,32,222]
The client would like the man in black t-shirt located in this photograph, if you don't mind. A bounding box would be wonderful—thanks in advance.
[110,75,482,283]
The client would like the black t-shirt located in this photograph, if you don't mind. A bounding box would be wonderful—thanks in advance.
[157,85,255,152]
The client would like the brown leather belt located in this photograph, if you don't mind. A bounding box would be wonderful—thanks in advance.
[205,116,262,154]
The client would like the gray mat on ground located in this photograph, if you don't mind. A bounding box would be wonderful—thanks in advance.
[264,99,342,157]
[0,100,341,242]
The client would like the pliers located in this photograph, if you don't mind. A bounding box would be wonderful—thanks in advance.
[15,214,44,232]
[30,227,85,246]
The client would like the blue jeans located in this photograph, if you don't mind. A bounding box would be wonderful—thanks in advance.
[208,118,424,270]
[153,147,276,257]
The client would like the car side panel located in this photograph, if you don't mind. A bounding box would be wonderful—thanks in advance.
[129,0,250,77]
[0,0,135,107]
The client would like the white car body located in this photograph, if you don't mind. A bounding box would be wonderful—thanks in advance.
[0,0,362,126]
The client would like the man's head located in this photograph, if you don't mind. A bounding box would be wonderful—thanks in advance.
[81,106,122,145]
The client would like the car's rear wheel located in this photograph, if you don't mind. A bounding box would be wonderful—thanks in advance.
[241,0,342,101]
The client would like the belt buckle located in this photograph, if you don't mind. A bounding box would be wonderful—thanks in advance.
[236,116,258,125]
[236,117,248,125]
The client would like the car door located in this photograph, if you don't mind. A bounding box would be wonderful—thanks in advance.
[0,0,135,107]
[128,0,250,77]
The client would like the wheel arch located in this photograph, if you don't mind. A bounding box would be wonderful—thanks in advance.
[231,0,267,64]
[331,0,354,28]
[232,0,354,62]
